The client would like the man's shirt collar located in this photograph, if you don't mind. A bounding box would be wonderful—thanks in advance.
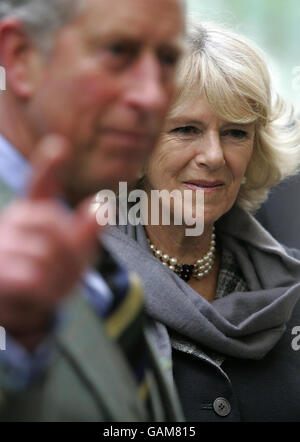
[0,133,31,195]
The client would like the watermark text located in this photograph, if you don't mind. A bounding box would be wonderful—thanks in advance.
[93,182,204,236]
[0,66,6,92]
[291,326,300,351]
[0,326,6,351]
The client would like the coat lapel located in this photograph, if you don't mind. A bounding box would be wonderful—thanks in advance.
[57,293,148,421]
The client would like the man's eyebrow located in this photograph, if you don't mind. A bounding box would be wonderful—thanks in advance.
[159,39,185,56]
[87,29,185,51]
[159,35,185,50]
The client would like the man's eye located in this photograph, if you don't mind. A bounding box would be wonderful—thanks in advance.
[108,43,130,56]
[171,126,198,135]
[105,42,138,69]
[223,129,248,139]
[158,50,180,68]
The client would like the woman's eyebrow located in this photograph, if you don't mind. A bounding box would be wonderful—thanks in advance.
[221,122,256,129]
[167,117,204,126]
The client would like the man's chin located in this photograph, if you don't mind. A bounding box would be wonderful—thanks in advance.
[98,175,138,192]
[63,162,142,205]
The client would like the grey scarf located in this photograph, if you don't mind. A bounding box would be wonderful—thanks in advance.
[103,205,300,360]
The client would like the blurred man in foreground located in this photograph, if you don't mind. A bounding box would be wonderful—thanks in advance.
[0,0,185,421]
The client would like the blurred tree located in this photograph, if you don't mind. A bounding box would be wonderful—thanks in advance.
[187,0,300,112]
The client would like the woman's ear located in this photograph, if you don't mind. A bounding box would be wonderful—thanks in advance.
[0,18,44,98]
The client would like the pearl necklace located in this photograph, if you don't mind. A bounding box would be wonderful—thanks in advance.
[148,227,216,282]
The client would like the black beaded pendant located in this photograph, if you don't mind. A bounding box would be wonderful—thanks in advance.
[148,225,216,282]
[176,264,195,282]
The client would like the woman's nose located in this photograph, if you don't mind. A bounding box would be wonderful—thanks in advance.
[193,132,226,171]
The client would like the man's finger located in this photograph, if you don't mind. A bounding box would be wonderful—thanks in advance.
[71,198,101,259]
[28,134,72,201]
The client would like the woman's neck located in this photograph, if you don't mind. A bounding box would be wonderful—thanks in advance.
[144,222,215,265]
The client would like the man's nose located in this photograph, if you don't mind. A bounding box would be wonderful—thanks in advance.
[194,132,226,171]
[124,53,170,113]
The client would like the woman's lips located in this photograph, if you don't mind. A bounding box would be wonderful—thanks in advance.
[184,181,225,193]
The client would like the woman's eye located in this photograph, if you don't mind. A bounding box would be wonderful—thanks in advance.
[223,129,248,139]
[170,126,198,135]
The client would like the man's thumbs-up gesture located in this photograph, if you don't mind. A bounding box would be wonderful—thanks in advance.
[0,135,100,350]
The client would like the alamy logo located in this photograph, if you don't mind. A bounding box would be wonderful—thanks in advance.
[0,326,6,351]
[93,182,205,236]
[292,325,300,351]
[291,326,300,351]
[0,66,6,92]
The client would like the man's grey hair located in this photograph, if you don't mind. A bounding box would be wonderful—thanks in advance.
[0,0,84,53]
[0,0,186,54]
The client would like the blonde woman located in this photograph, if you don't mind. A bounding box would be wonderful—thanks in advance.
[105,22,300,421]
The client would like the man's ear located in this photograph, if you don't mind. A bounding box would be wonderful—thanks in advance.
[0,18,44,98]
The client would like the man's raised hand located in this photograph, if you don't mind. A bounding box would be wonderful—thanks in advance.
[0,135,100,350]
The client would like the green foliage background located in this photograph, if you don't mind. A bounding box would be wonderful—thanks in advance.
[187,0,300,113]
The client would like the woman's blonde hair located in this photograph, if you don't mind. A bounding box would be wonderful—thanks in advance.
[170,21,300,212]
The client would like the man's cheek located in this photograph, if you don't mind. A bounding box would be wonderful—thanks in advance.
[75,73,120,108]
